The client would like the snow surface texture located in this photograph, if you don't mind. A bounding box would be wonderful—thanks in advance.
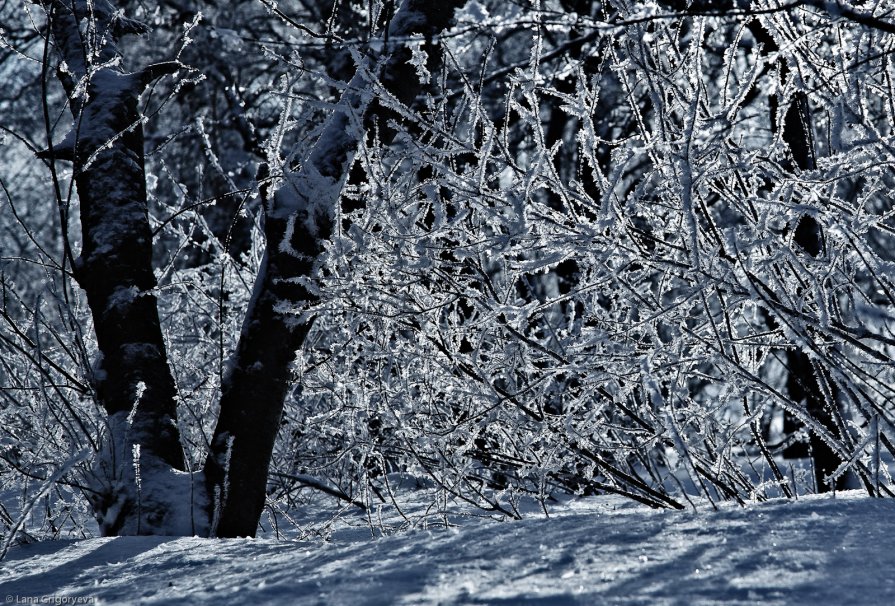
[2,491,893,605]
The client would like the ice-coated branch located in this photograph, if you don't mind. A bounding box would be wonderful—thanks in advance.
[204,0,467,538]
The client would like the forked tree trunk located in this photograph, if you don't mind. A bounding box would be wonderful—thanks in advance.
[45,0,464,538]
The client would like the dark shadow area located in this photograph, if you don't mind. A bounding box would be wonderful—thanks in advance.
[0,536,178,597]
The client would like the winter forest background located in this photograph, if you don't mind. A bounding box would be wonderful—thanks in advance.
[2,0,895,567]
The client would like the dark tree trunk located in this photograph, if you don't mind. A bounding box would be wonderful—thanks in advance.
[779,103,848,491]
[204,0,466,538]
[652,2,852,492]
[746,21,850,492]
[43,0,464,540]
[42,0,189,534]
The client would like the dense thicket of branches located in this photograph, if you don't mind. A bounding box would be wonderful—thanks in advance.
[2,0,895,546]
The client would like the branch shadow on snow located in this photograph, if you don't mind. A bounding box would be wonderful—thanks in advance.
[0,536,179,598]
[1,495,894,604]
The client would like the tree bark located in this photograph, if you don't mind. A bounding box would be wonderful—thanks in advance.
[747,20,850,492]
[204,0,466,538]
[652,1,853,492]
[42,0,190,534]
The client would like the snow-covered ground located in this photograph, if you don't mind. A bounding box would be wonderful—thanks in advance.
[2,491,893,605]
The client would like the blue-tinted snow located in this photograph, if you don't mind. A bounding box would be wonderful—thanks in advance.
[1,491,893,605]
